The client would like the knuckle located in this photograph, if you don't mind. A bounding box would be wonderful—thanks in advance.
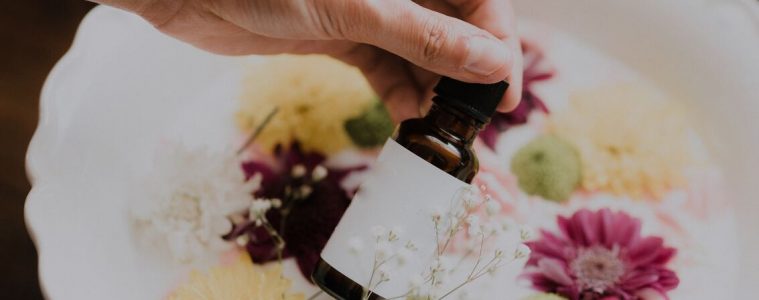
[421,20,450,63]
[308,0,355,39]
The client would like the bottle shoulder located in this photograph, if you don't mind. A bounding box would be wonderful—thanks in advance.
[394,119,478,182]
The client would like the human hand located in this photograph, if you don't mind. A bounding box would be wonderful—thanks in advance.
[96,0,523,122]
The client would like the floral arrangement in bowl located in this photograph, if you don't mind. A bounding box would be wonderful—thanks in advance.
[124,34,735,300]
[134,54,534,300]
[26,1,759,298]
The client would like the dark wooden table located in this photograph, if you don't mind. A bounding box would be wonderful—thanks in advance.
[1,1,95,298]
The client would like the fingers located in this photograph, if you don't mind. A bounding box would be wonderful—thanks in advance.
[343,0,513,84]
[210,0,521,109]
[501,37,523,112]
[336,0,521,111]
[153,0,522,114]
[446,0,523,111]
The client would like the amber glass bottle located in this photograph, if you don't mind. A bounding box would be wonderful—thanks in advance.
[313,76,509,300]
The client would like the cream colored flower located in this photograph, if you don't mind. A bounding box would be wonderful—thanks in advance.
[132,145,259,263]
[236,55,377,154]
[169,253,304,300]
[549,84,696,199]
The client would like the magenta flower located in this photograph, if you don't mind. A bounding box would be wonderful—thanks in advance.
[523,209,679,300]
[480,40,554,149]
[224,143,363,280]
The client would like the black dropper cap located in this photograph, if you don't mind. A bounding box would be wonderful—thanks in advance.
[432,76,509,123]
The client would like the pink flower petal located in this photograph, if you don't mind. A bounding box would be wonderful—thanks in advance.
[558,215,574,240]
[635,288,667,300]
[621,271,660,290]
[656,269,680,290]
[599,208,615,248]
[574,209,599,246]
[610,211,641,247]
[627,237,665,266]
[651,247,677,265]
[538,258,574,286]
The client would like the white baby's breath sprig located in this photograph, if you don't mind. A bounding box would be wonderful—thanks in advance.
[359,224,418,300]
[249,199,273,218]
[355,185,528,300]
[388,228,401,242]
[514,244,532,259]
[291,164,307,178]
[234,234,250,247]
[420,185,528,300]
[376,241,394,260]
[520,226,536,242]
[372,225,388,240]
[312,165,328,181]
[484,195,501,216]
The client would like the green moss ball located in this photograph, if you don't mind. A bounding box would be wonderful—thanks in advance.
[511,135,581,202]
[344,101,394,148]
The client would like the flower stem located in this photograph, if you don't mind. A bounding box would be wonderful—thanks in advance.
[307,290,323,300]
[237,106,279,155]
[260,218,285,261]
[466,233,487,280]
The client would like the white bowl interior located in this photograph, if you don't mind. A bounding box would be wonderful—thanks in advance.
[513,0,759,294]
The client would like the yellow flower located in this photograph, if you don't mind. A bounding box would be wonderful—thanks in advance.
[169,253,304,300]
[236,54,377,154]
[549,84,695,199]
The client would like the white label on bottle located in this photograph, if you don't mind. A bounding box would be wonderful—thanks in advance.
[321,139,469,298]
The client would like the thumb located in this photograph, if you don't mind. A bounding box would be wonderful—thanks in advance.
[340,0,514,84]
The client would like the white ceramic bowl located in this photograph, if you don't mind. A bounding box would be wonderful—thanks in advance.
[514,1,759,294]
[26,1,759,299]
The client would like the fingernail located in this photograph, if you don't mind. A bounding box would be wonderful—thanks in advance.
[464,36,511,76]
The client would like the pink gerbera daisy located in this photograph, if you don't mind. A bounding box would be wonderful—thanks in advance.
[523,209,679,300]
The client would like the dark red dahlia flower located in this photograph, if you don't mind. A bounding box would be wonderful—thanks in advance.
[224,143,363,280]
[523,209,679,300]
